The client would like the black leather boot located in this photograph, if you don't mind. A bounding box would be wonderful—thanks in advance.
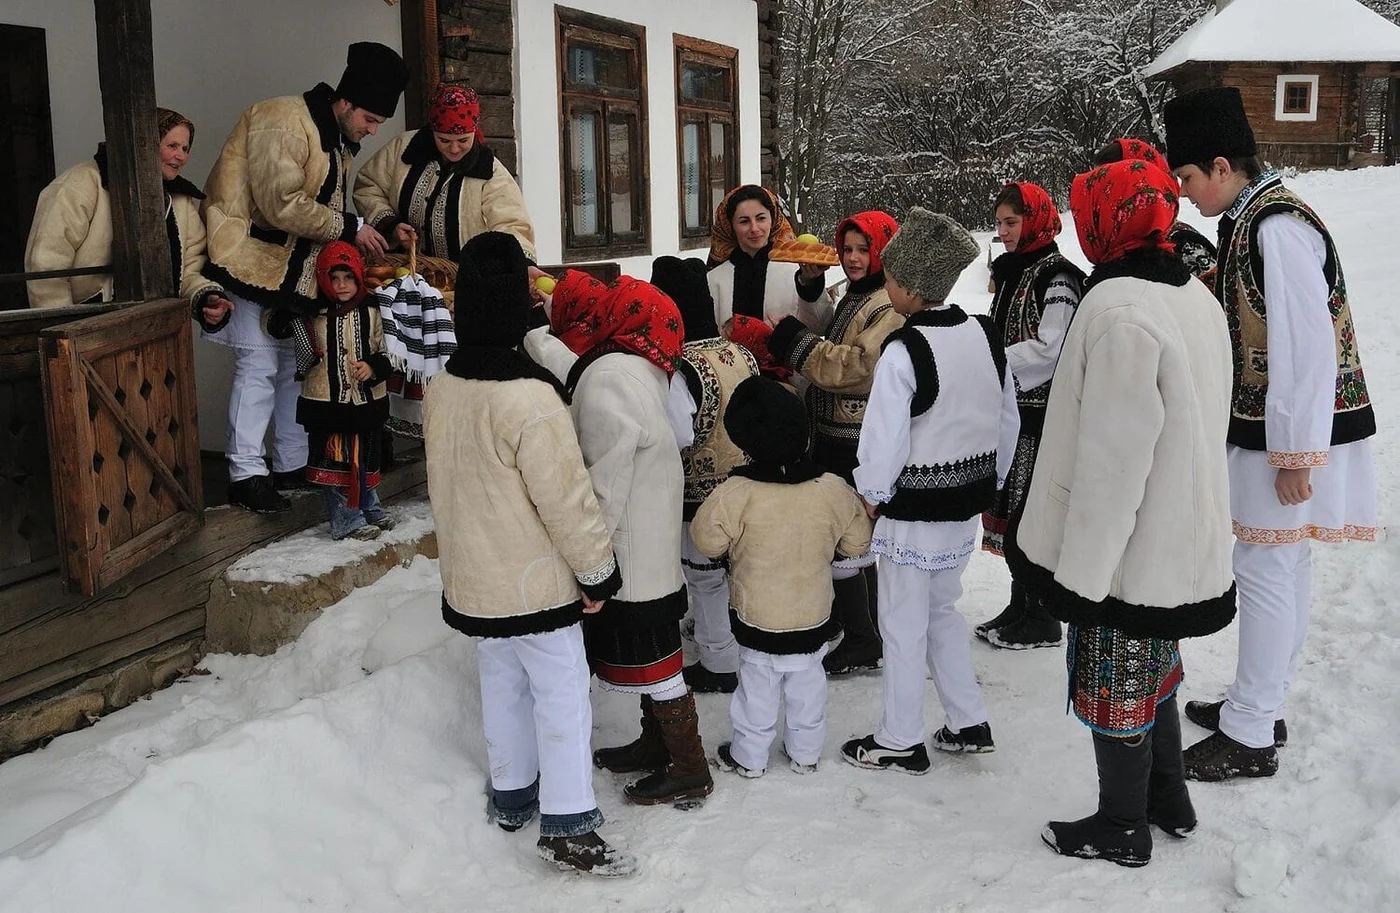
[1043,731,1154,867]
[1147,697,1196,838]
[593,696,668,773]
[625,691,714,806]
[985,587,1063,650]
[823,573,882,675]
[975,579,1026,640]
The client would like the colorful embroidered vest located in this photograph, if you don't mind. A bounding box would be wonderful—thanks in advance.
[990,250,1081,414]
[1217,176,1375,451]
[679,339,759,515]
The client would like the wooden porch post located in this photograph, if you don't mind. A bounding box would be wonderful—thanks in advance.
[93,0,173,303]
[400,0,442,130]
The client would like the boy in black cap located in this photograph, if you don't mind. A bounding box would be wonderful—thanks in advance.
[1164,86,1377,781]
[690,377,872,776]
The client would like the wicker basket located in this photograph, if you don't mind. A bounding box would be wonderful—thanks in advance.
[365,246,457,294]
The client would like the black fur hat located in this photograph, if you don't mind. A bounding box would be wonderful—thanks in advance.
[455,231,533,348]
[724,376,809,465]
[1163,86,1257,170]
[334,42,407,118]
[651,256,718,341]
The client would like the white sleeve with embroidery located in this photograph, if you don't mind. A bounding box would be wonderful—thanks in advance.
[853,340,914,504]
[1004,271,1079,391]
[1257,214,1335,467]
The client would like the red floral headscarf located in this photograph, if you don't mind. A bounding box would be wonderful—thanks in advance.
[315,241,368,312]
[1112,138,1172,176]
[708,185,796,264]
[550,272,683,375]
[1001,182,1061,255]
[1070,160,1180,266]
[428,84,482,139]
[726,314,791,382]
[834,210,900,276]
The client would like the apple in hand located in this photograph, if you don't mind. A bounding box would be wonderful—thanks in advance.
[795,233,821,244]
[535,275,557,295]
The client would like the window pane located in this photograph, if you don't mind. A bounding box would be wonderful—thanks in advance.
[567,43,634,92]
[607,110,637,236]
[569,111,601,238]
[682,122,703,230]
[680,60,731,105]
[709,121,730,214]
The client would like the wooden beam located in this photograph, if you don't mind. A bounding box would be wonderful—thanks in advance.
[400,0,442,129]
[93,0,173,303]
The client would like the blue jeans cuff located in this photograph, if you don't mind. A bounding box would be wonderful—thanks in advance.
[539,806,604,838]
[489,777,540,829]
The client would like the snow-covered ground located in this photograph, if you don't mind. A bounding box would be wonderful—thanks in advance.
[2,168,1397,912]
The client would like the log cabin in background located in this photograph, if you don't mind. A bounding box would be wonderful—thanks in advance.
[1145,0,1400,168]
[0,0,781,755]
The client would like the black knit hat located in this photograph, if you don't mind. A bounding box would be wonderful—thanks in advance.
[1163,86,1257,170]
[724,376,809,465]
[651,256,718,341]
[334,42,408,118]
[455,232,533,348]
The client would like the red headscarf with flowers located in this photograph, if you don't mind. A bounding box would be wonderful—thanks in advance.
[314,241,369,314]
[1002,182,1061,255]
[1110,138,1182,219]
[1070,160,1180,265]
[549,272,683,375]
[726,314,791,382]
[428,84,485,144]
[833,210,900,276]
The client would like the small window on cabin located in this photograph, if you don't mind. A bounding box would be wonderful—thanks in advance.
[1275,74,1319,122]
[675,37,739,246]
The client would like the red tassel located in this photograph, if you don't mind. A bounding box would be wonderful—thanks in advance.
[347,435,362,511]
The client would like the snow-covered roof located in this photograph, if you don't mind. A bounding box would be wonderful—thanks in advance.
[1144,0,1400,78]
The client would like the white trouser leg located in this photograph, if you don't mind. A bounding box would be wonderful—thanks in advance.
[1280,541,1313,698]
[270,345,308,473]
[226,345,280,482]
[923,562,988,733]
[780,656,828,766]
[683,522,739,673]
[876,561,933,750]
[1221,540,1307,749]
[513,625,596,816]
[729,654,781,772]
[476,637,539,792]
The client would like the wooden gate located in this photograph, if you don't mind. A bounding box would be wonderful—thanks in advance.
[40,298,203,596]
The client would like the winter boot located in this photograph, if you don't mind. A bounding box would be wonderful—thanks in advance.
[227,475,291,513]
[624,691,715,806]
[1184,699,1287,748]
[536,831,638,876]
[1146,697,1196,838]
[682,662,738,694]
[974,580,1026,640]
[1182,730,1278,782]
[715,742,763,778]
[932,721,996,753]
[593,696,668,773]
[271,467,312,491]
[984,591,1062,650]
[1042,731,1154,867]
[823,574,883,675]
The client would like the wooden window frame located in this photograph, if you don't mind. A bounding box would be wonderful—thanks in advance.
[674,36,739,248]
[1275,74,1320,122]
[556,7,650,260]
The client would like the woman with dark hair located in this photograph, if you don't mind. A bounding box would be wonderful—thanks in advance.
[706,184,831,331]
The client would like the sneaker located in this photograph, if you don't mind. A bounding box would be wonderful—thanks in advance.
[682,662,738,694]
[781,746,818,775]
[984,616,1062,650]
[340,525,382,542]
[715,742,763,778]
[536,832,638,877]
[1183,731,1278,781]
[271,468,312,491]
[840,734,931,775]
[932,722,995,753]
[1184,700,1287,748]
[227,475,291,513]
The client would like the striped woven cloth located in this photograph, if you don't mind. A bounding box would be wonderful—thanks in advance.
[374,273,457,383]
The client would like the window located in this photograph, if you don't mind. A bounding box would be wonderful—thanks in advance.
[675,37,739,245]
[1275,74,1320,122]
[557,8,648,258]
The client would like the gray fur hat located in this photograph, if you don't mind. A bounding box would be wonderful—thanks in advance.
[880,207,979,303]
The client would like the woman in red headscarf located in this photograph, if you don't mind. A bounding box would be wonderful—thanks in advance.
[1006,158,1234,868]
[353,84,535,263]
[765,209,905,675]
[523,271,715,810]
[975,181,1087,650]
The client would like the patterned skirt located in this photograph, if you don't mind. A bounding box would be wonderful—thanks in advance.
[386,377,426,441]
[307,428,382,506]
[1067,625,1184,736]
[982,431,1039,555]
[583,611,685,695]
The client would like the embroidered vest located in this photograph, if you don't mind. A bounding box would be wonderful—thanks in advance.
[990,251,1080,412]
[1218,180,1375,450]
[680,339,759,514]
[804,289,897,448]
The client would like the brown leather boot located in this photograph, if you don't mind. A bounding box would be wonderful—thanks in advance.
[593,696,668,773]
[624,691,715,806]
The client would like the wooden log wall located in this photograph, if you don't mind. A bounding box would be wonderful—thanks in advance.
[756,0,780,189]
[437,0,518,175]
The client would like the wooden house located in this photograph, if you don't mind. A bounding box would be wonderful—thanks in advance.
[0,0,781,754]
[1144,0,1400,168]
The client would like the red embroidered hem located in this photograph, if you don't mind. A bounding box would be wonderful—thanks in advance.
[1233,520,1378,545]
[1267,450,1328,469]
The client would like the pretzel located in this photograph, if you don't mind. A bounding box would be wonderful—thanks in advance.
[768,237,840,267]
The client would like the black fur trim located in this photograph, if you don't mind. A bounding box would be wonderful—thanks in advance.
[295,395,389,433]
[795,269,824,303]
[444,346,570,403]
[1227,407,1376,451]
[729,458,824,485]
[192,288,231,332]
[441,595,584,638]
[590,586,689,630]
[846,272,885,296]
[1083,247,1192,294]
[578,562,623,602]
[882,327,939,417]
[901,304,967,329]
[1003,533,1237,640]
[400,127,496,180]
[768,315,808,365]
[304,83,356,155]
[730,610,840,655]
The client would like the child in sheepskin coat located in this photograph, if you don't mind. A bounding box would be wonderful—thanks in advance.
[690,377,872,776]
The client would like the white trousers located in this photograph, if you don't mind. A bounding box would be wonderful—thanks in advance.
[682,522,739,673]
[876,557,989,749]
[729,645,828,770]
[223,297,307,481]
[476,625,597,816]
[1220,540,1311,749]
